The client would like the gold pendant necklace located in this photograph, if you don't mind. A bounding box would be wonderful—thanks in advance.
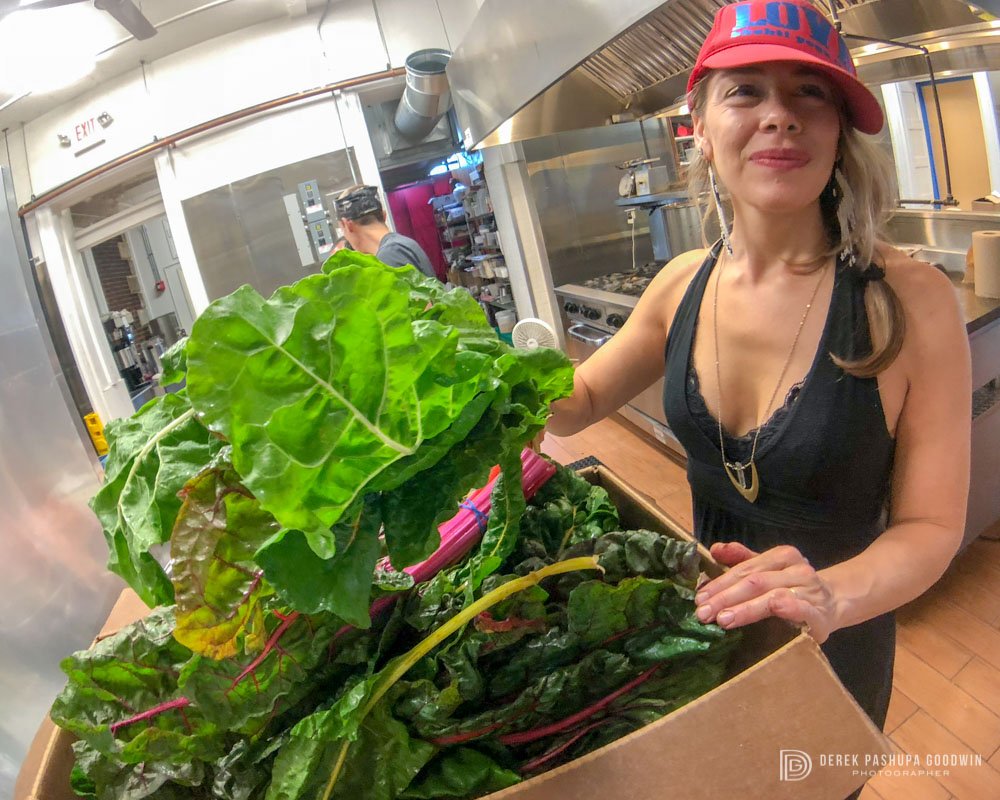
[712,248,829,503]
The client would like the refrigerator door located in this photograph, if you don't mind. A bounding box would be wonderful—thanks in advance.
[0,167,122,797]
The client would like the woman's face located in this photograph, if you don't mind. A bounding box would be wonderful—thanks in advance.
[693,61,842,216]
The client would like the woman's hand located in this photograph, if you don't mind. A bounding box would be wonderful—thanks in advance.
[694,542,839,643]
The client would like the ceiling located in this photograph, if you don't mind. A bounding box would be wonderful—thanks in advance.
[0,0,338,132]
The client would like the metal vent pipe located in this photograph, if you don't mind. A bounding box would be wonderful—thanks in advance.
[394,48,453,141]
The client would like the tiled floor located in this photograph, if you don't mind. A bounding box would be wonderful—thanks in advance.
[542,415,1000,800]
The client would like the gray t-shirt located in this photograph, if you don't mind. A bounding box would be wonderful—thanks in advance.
[377,232,437,279]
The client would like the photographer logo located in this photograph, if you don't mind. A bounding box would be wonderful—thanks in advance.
[779,749,813,781]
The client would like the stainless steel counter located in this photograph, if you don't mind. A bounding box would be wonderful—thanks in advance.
[950,274,1000,335]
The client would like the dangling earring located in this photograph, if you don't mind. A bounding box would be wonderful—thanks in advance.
[834,160,858,267]
[707,161,734,256]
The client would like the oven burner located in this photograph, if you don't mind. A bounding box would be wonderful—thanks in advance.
[581,263,662,297]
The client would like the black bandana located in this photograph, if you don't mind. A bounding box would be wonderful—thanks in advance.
[335,186,382,221]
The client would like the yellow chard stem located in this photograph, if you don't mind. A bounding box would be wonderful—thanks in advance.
[319,555,602,800]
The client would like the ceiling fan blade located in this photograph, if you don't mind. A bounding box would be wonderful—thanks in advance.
[94,0,156,39]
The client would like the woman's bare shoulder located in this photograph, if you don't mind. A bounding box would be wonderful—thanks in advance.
[877,242,965,355]
[877,242,957,311]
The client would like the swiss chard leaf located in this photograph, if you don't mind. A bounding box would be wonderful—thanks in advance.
[317,687,436,800]
[185,264,496,539]
[323,251,491,335]
[515,464,620,563]
[254,497,383,626]
[179,611,352,734]
[90,393,224,607]
[211,735,287,800]
[376,345,571,572]
[70,740,211,800]
[569,529,703,590]
[51,608,223,764]
[521,647,735,773]
[170,460,278,659]
[399,747,520,799]
[265,676,380,800]
[375,392,499,568]
[159,337,188,387]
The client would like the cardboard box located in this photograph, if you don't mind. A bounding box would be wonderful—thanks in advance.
[480,466,893,799]
[17,466,890,800]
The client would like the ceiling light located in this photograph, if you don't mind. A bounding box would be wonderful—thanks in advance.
[0,5,118,95]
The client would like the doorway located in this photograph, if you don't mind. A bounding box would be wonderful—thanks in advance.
[68,166,195,412]
[919,76,993,209]
[79,215,194,410]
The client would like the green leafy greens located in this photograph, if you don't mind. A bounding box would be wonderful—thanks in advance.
[56,252,739,800]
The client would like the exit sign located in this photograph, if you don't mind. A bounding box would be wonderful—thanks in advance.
[60,111,113,157]
[75,117,98,143]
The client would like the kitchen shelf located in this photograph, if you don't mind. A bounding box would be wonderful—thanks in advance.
[485,298,515,311]
[615,191,689,208]
[674,135,694,141]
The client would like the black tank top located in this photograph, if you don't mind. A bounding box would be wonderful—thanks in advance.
[662,243,897,729]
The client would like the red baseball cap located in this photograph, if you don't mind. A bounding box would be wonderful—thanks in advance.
[687,0,884,135]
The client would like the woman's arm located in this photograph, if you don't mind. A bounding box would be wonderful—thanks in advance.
[693,259,971,641]
[547,250,706,436]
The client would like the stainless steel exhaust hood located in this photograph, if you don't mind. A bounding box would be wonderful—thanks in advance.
[449,0,1000,150]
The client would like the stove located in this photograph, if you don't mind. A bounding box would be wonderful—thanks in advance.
[556,284,636,334]
[554,279,683,459]
[579,262,663,297]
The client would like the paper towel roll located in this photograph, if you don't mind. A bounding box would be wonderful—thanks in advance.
[973,231,1000,299]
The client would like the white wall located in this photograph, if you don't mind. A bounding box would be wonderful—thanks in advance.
[148,16,331,137]
[20,0,477,198]
[164,99,348,201]
[25,68,154,200]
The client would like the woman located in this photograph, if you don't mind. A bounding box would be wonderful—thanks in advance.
[547,0,971,732]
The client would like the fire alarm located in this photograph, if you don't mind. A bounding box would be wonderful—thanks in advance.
[155,280,166,292]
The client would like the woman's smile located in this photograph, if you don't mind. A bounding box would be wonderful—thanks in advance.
[748,147,813,171]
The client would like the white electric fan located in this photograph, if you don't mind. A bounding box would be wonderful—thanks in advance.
[511,317,558,350]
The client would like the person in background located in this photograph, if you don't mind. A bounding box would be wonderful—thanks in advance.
[335,184,438,279]
[546,0,971,746]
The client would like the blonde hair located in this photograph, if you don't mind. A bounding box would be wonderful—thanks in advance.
[687,77,905,378]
